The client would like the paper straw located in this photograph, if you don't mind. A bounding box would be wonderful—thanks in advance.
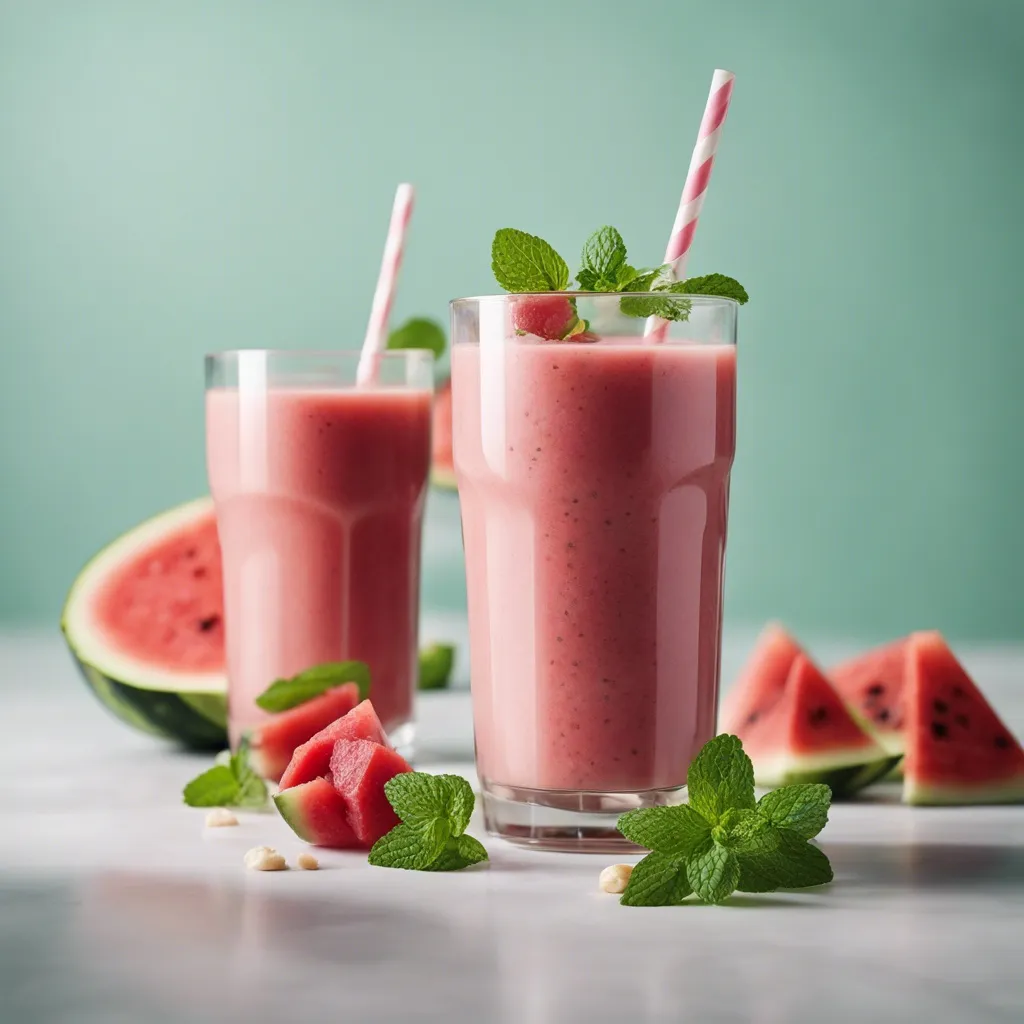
[356,183,415,385]
[645,70,735,339]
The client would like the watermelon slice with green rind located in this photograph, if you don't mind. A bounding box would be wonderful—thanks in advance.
[274,777,361,849]
[719,624,802,735]
[830,637,910,757]
[903,632,1024,805]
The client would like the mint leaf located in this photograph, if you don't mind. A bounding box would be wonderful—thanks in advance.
[255,660,371,712]
[678,273,749,304]
[425,834,489,871]
[575,267,600,291]
[687,733,756,825]
[617,804,710,858]
[388,317,447,357]
[231,740,269,808]
[383,772,451,822]
[737,829,833,892]
[492,229,569,292]
[615,263,639,288]
[686,839,741,904]
[723,808,782,857]
[368,821,447,870]
[580,226,627,289]
[619,291,693,322]
[619,852,693,907]
[757,784,831,840]
[182,765,240,807]
[443,776,475,836]
[418,643,456,691]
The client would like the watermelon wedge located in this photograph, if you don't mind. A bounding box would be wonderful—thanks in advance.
[273,777,361,849]
[248,682,361,783]
[903,632,1024,805]
[278,700,390,790]
[61,498,227,749]
[830,637,910,756]
[720,624,803,735]
[329,739,412,846]
[733,652,900,797]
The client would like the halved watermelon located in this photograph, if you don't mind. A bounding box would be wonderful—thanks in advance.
[720,624,802,734]
[430,378,457,491]
[733,652,899,796]
[278,700,390,790]
[248,683,361,783]
[61,498,227,749]
[830,637,910,756]
[903,632,1024,805]
[273,777,361,849]
[329,739,412,845]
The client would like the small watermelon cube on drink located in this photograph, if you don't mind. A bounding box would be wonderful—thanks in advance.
[330,739,412,846]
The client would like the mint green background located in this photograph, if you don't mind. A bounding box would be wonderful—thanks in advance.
[2,0,1022,641]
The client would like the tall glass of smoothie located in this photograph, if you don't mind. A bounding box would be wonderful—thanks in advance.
[205,349,433,755]
[451,293,737,849]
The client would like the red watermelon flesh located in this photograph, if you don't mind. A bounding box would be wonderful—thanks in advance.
[273,777,361,849]
[329,739,412,846]
[830,638,910,755]
[248,683,361,783]
[94,508,224,673]
[278,699,390,790]
[736,653,898,796]
[903,632,1024,805]
[720,624,803,734]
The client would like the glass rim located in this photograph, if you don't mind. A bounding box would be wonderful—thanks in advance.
[204,348,435,364]
[450,292,742,308]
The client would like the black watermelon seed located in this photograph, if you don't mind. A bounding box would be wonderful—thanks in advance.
[866,682,885,696]
[931,721,949,740]
[875,708,891,723]
[952,685,966,698]
[746,711,759,725]
[955,713,969,728]
[994,735,1010,749]
[933,699,949,714]
[198,615,220,632]
[809,707,829,725]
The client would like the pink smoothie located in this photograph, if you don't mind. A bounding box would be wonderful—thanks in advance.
[206,387,431,746]
[453,339,736,793]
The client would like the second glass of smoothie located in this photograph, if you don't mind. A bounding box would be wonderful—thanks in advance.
[205,349,433,756]
[451,294,737,850]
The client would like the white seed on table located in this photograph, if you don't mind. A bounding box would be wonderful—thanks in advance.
[244,846,287,871]
[296,852,319,871]
[204,808,239,828]
[599,864,634,893]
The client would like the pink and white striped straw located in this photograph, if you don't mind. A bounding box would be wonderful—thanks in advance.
[356,182,415,385]
[645,69,735,339]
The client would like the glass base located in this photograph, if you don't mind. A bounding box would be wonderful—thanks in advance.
[388,721,416,762]
[481,780,687,853]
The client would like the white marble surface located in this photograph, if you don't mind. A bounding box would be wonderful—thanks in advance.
[2,629,1023,1023]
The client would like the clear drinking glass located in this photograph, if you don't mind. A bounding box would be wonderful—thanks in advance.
[205,349,434,756]
[450,294,738,850]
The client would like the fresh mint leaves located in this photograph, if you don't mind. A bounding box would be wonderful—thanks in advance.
[490,225,748,328]
[368,772,488,872]
[255,661,371,712]
[387,317,447,358]
[183,738,268,809]
[491,228,570,293]
[418,642,456,691]
[617,734,833,907]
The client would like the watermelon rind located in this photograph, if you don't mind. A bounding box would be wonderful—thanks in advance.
[60,497,227,750]
[754,750,903,798]
[274,788,316,843]
[903,777,1024,806]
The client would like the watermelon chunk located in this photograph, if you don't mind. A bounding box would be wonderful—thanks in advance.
[329,739,412,846]
[903,632,1024,805]
[273,777,360,849]
[734,652,899,797]
[278,700,390,790]
[248,682,361,783]
[720,624,802,734]
[830,637,910,756]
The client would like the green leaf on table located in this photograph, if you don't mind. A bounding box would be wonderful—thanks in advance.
[686,733,756,824]
[686,838,741,904]
[617,804,711,858]
[756,784,831,840]
[619,852,693,907]
[255,660,371,712]
[182,737,267,809]
[424,834,489,871]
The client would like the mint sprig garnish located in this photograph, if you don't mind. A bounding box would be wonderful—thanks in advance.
[617,734,832,907]
[490,225,748,327]
[491,228,570,292]
[368,772,489,872]
[255,660,371,712]
[387,317,447,358]
[183,738,268,809]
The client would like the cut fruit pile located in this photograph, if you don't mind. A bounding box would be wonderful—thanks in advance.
[274,699,413,849]
[722,625,1024,804]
